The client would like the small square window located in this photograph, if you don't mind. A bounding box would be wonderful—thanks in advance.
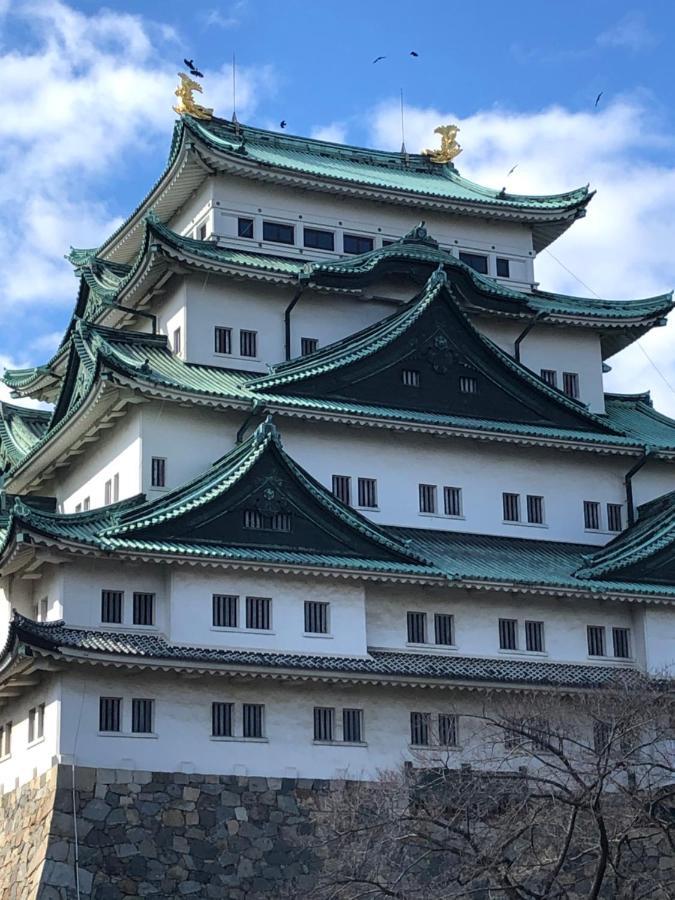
[197,222,207,241]
[303,227,334,251]
[243,703,264,738]
[459,251,488,274]
[304,600,329,634]
[240,329,258,358]
[99,697,121,733]
[313,707,334,741]
[499,618,518,650]
[593,720,612,754]
[587,625,606,657]
[563,372,580,399]
[342,708,363,743]
[438,713,458,747]
[525,620,544,652]
[612,627,631,659]
[133,592,155,627]
[540,369,557,388]
[215,326,232,355]
[246,596,271,631]
[238,217,254,239]
[503,492,520,523]
[301,337,319,356]
[444,486,462,517]
[151,457,166,488]
[263,220,294,244]
[343,234,374,255]
[459,375,478,394]
[332,475,351,505]
[131,698,154,734]
[401,369,420,387]
[434,613,454,646]
[213,594,238,628]
[607,504,623,532]
[526,495,544,525]
[410,711,431,746]
[496,257,510,278]
[357,477,377,509]
[419,483,437,514]
[172,327,182,356]
[407,611,426,644]
[101,590,123,624]
[584,501,600,530]
[211,702,233,737]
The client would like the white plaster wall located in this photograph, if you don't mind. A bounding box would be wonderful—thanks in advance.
[156,281,187,358]
[641,606,675,674]
[0,677,61,792]
[57,408,142,512]
[169,178,216,238]
[477,320,606,413]
[366,583,645,668]
[168,568,368,656]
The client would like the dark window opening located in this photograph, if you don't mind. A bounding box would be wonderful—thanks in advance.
[357,477,377,508]
[131,699,154,734]
[246,596,271,631]
[607,504,623,532]
[151,457,166,488]
[304,601,329,634]
[313,707,334,741]
[213,594,238,628]
[444,486,462,517]
[439,713,458,747]
[459,251,488,274]
[99,697,121,733]
[540,369,557,388]
[211,702,233,737]
[243,509,291,531]
[563,372,580,399]
[525,620,544,652]
[584,501,601,530]
[133,592,155,627]
[419,483,437,514]
[613,627,631,659]
[526,495,544,525]
[101,590,123,624]
[301,337,319,356]
[402,369,420,387]
[240,329,258,357]
[434,613,454,646]
[587,625,606,657]
[332,475,351,505]
[410,712,431,746]
[343,708,363,743]
[303,227,334,251]
[238,217,254,239]
[243,703,264,738]
[263,221,294,244]
[499,618,518,650]
[407,611,426,644]
[459,375,478,394]
[503,492,520,522]
[343,234,374,255]
[496,257,510,278]
[215,326,232,354]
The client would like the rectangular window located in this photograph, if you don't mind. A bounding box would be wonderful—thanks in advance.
[211,702,233,737]
[459,251,489,274]
[28,707,36,743]
[263,220,294,244]
[587,625,606,657]
[434,613,454,646]
[612,627,631,659]
[443,486,462,517]
[410,711,431,746]
[151,457,166,488]
[113,473,119,503]
[104,479,112,506]
[401,369,420,387]
[357,477,377,509]
[101,590,123,624]
[246,596,271,631]
[439,713,458,747]
[131,699,154,734]
[332,475,351,505]
[303,227,334,251]
[240,329,258,358]
[607,504,623,532]
[593,720,612,754]
[313,707,334,742]
[343,234,374,255]
[459,375,478,394]
[197,222,207,241]
[584,501,600,530]
[3,722,11,757]
[419,483,437,514]
[499,618,518,650]
[75,503,82,513]
[342,708,363,743]
[526,495,544,525]
[304,601,329,634]
[99,697,121,733]
[172,327,181,356]
[496,257,510,278]
[540,369,557,388]
[37,704,45,740]
[503,492,520,522]
[83,497,90,511]
[213,594,238,628]
[39,598,48,622]
[563,372,580,399]
[133,592,155,627]
[300,337,319,356]
[214,326,232,355]
[242,703,264,738]
[407,611,427,644]
[525,620,544,652]
[238,217,254,239]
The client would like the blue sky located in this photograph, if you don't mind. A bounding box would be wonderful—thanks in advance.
[3,1,675,412]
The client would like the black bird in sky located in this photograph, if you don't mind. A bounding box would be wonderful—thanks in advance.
[280,120,287,129]
[595,91,604,108]
[373,56,386,64]
[410,51,419,57]
[507,164,518,177]
[184,58,204,78]
[184,58,195,69]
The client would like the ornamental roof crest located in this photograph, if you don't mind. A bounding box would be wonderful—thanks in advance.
[173,72,213,120]
[423,125,462,164]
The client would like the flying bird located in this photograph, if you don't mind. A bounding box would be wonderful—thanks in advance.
[184,58,195,69]
[410,51,419,57]
[280,120,287,129]
[595,91,603,108]
[183,58,204,78]
[506,164,518,177]
[372,56,386,64]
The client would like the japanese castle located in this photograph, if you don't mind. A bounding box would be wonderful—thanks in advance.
[0,102,674,789]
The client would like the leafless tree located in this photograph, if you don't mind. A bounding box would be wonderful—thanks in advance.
[295,677,675,900]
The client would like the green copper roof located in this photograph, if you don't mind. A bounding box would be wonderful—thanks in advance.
[0,403,50,472]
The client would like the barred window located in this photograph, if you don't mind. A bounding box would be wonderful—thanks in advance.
[563,372,579,399]
[101,590,123,624]
[83,497,90,511]
[243,703,264,738]
[211,702,233,737]
[172,327,181,356]
[607,503,623,532]
[434,613,454,646]
[526,495,544,525]
[332,475,351,505]
[313,707,334,742]
[238,217,254,239]
[587,625,606,657]
[270,512,292,531]
[410,712,431,746]
[301,337,319,356]
[104,479,112,506]
[459,375,478,394]
[593,720,612,754]
[343,708,363,743]
[113,473,119,503]
[151,457,166,488]
[38,598,48,622]
[243,509,291,531]
[496,257,510,278]
[503,492,520,522]
[99,697,121,733]
[240,329,258,358]
[439,713,458,747]
[459,251,488,274]
[357,477,377,508]
[419,483,437,514]
[525,620,544,652]
[443,486,462,517]
[243,509,264,530]
[612,627,631,659]
[303,228,334,251]
[401,369,420,387]
[343,234,373,255]
[28,707,37,743]
[133,592,155,627]
[407,611,427,644]
[304,601,329,634]
[540,369,557,388]
[213,594,238,628]
[584,501,601,530]
[215,326,232,354]
[197,223,207,241]
[263,220,294,244]
[499,618,518,650]
[131,699,154,734]
[246,596,271,630]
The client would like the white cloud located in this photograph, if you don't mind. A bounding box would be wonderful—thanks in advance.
[597,12,658,52]
[310,123,348,144]
[368,98,675,416]
[201,2,247,29]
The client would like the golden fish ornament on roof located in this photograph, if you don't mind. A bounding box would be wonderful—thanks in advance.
[173,72,213,120]
[423,124,462,164]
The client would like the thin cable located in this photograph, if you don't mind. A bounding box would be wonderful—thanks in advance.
[400,88,406,155]
[544,248,675,396]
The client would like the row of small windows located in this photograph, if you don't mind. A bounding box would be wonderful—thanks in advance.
[214,326,258,358]
[540,369,580,400]
[400,368,478,394]
[101,590,156,626]
[458,251,510,279]
[332,475,378,509]
[0,704,44,760]
[238,217,376,256]
[74,473,120,513]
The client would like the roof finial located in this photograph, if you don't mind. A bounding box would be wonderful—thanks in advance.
[232,52,240,132]
[422,124,462,164]
[253,414,281,447]
[400,88,408,158]
[173,72,213,120]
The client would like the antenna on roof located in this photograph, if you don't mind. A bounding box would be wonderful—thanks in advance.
[232,52,239,132]
[400,88,408,159]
